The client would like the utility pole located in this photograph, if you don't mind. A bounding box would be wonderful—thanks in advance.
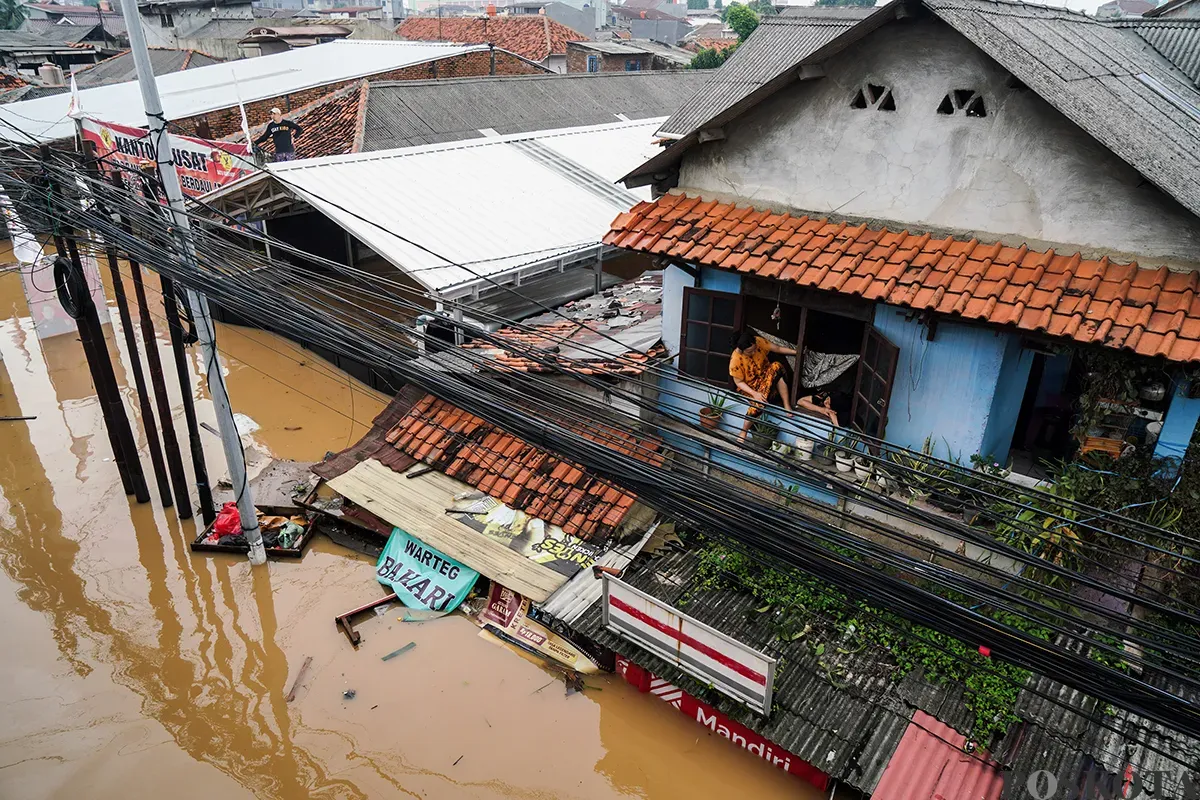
[115,0,266,564]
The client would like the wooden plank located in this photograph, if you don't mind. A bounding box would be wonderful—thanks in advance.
[327,459,566,603]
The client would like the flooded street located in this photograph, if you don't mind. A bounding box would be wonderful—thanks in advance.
[0,264,824,800]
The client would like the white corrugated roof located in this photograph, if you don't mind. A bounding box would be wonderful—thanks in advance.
[232,119,663,296]
[0,40,488,144]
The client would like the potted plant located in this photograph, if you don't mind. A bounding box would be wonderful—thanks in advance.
[700,392,728,430]
[832,432,855,473]
[750,418,780,450]
[794,436,815,462]
[852,455,873,482]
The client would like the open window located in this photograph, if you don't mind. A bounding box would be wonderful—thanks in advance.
[680,287,742,385]
[682,280,901,438]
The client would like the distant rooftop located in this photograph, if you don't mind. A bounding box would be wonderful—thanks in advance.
[72,47,223,89]
[359,70,710,151]
[0,40,503,144]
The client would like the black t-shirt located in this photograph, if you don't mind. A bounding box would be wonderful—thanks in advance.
[256,120,301,154]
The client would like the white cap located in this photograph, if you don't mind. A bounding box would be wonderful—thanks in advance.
[270,107,282,114]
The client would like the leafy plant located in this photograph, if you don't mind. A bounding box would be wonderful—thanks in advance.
[705,391,729,411]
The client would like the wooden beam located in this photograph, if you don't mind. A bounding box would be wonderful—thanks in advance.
[327,459,568,603]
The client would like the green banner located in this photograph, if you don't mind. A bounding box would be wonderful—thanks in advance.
[375,528,478,613]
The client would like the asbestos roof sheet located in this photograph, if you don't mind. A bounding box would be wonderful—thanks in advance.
[72,48,223,89]
[657,7,878,137]
[571,548,916,794]
[636,0,1200,221]
[1004,670,1200,799]
[607,192,1200,362]
[0,39,489,144]
[359,70,710,152]
[1123,18,1200,84]
[248,119,663,294]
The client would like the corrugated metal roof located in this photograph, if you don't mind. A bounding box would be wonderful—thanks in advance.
[1001,664,1200,798]
[872,711,1004,800]
[0,40,491,144]
[214,119,660,295]
[570,548,917,794]
[360,71,710,152]
[657,7,879,137]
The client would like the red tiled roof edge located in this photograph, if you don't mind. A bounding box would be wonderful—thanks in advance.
[382,393,661,540]
[606,192,1200,363]
[312,384,426,481]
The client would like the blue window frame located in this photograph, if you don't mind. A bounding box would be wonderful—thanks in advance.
[587,54,600,72]
[625,59,642,72]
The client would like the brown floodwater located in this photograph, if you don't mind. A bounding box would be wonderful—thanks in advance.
[0,263,830,800]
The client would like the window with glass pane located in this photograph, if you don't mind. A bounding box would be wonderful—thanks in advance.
[680,288,742,384]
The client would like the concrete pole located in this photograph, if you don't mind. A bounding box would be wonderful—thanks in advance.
[115,0,265,565]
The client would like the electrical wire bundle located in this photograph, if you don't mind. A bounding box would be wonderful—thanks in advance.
[4,145,1200,763]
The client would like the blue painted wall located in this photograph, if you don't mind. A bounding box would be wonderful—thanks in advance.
[873,304,1017,462]
[980,335,1035,463]
[1154,380,1200,471]
[661,265,741,361]
[656,368,840,506]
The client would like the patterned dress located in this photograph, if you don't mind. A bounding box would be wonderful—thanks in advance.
[729,336,782,417]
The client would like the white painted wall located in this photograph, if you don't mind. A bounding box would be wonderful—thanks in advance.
[677,16,1200,268]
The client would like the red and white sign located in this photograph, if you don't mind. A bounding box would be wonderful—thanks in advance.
[615,655,830,791]
[80,117,253,198]
[602,575,776,713]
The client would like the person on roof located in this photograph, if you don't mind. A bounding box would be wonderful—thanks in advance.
[255,108,302,162]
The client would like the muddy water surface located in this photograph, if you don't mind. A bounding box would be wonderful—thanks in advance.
[0,266,825,799]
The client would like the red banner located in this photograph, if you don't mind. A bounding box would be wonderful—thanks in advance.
[80,117,253,198]
[615,655,830,791]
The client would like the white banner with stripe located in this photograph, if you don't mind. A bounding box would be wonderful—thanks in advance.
[602,575,776,714]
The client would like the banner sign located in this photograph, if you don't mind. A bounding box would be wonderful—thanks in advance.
[376,528,478,613]
[80,117,253,198]
[603,575,776,714]
[478,582,599,673]
[615,655,829,790]
[451,494,601,578]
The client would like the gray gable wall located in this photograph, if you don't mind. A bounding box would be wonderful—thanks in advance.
[676,15,1200,268]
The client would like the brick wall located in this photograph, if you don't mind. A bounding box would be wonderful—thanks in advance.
[566,43,649,74]
[176,49,544,139]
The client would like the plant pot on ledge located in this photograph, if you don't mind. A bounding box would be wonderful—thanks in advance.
[834,450,854,473]
[699,406,723,430]
[852,456,873,483]
[750,420,780,451]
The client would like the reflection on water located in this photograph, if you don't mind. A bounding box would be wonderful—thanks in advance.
[0,269,820,800]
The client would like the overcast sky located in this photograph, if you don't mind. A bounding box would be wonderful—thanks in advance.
[782,0,1116,16]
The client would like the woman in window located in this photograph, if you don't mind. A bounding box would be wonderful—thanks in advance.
[729,330,839,442]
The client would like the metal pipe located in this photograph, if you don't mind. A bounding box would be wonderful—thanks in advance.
[116,0,262,561]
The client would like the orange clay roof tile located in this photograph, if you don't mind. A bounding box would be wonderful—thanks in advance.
[607,193,1200,362]
[381,394,658,541]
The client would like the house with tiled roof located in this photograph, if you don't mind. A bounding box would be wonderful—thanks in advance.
[396,15,588,72]
[582,4,1200,789]
[603,0,1200,479]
